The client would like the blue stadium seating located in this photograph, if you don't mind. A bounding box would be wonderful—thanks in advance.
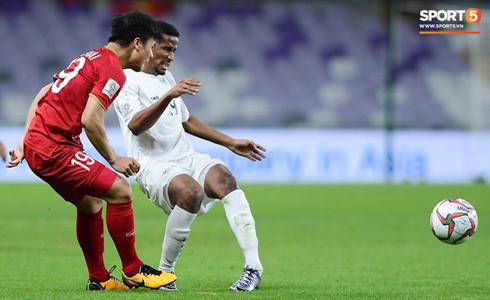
[0,0,472,128]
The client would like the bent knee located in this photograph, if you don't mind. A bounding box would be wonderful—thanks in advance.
[76,196,104,215]
[215,170,238,198]
[175,186,204,213]
[106,177,132,203]
[118,188,133,202]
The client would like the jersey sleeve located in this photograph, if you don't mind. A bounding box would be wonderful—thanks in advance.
[114,71,142,126]
[90,64,125,110]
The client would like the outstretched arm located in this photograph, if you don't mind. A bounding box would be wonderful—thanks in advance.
[7,83,52,168]
[82,96,140,177]
[128,78,201,135]
[183,115,266,162]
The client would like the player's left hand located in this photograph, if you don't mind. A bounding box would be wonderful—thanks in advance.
[229,139,266,162]
[6,141,24,168]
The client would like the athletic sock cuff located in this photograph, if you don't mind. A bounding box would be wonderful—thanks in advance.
[223,189,244,201]
[77,207,102,218]
[173,205,198,219]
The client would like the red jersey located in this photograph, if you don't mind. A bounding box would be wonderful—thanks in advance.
[25,47,125,156]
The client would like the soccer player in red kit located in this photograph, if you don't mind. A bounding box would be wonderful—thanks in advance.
[7,10,176,291]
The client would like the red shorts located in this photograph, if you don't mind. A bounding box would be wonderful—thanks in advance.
[24,142,117,204]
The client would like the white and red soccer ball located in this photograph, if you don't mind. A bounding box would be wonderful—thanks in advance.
[430,198,478,245]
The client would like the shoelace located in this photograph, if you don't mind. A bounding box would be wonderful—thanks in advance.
[140,265,163,277]
[108,265,117,276]
[238,268,258,286]
[107,265,124,283]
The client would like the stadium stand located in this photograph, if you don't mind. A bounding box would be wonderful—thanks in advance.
[0,0,476,128]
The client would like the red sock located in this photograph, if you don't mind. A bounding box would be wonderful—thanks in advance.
[76,209,109,282]
[106,201,143,276]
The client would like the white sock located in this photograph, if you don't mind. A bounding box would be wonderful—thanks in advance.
[222,189,263,274]
[159,205,196,273]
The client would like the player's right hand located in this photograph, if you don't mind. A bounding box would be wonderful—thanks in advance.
[6,141,24,168]
[111,156,140,177]
[166,78,201,99]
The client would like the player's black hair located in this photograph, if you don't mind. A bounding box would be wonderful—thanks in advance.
[108,10,162,46]
[156,20,180,38]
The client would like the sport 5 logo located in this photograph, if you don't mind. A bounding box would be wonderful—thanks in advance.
[420,8,481,24]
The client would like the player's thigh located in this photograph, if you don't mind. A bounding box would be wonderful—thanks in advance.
[137,162,189,214]
[186,153,226,214]
[203,164,238,199]
[168,174,204,212]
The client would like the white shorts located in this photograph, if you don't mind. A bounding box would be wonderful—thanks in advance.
[137,153,224,215]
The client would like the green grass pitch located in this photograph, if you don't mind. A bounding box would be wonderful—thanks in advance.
[0,183,489,299]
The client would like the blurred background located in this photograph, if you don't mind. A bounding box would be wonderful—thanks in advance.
[1,0,489,183]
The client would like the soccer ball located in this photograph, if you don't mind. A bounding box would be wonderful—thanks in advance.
[430,198,478,245]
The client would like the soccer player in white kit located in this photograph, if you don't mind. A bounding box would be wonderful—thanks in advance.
[114,21,265,292]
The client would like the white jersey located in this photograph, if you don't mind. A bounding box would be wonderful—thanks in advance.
[114,69,194,174]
